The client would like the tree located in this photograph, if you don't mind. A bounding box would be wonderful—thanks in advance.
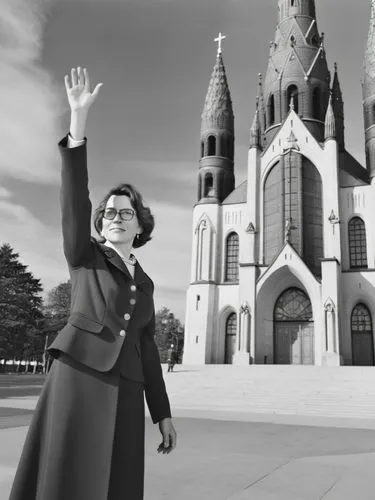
[42,280,71,373]
[0,244,44,363]
[155,307,184,363]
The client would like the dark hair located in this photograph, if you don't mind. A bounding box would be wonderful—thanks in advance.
[93,183,154,248]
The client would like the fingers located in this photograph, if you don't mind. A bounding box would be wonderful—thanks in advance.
[71,67,78,87]
[83,67,90,91]
[78,66,84,86]
[64,74,71,94]
[157,430,177,455]
[91,82,103,100]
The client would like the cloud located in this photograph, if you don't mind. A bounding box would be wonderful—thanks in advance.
[0,187,12,198]
[0,0,64,184]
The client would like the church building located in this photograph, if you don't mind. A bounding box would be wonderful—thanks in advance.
[183,0,375,366]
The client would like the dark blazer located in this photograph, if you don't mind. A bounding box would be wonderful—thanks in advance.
[48,134,171,424]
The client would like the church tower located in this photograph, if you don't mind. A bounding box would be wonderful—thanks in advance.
[198,34,235,204]
[263,0,330,146]
[363,0,375,178]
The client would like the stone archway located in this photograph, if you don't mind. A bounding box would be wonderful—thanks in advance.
[274,287,314,365]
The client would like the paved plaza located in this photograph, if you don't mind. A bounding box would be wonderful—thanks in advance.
[1,367,375,499]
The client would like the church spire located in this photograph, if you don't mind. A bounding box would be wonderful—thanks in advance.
[198,34,235,204]
[250,99,261,149]
[262,0,330,147]
[201,50,234,135]
[363,0,375,177]
[324,94,336,141]
[331,63,345,150]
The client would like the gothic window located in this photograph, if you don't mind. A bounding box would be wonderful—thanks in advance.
[225,232,239,282]
[268,94,275,126]
[201,141,204,158]
[204,173,214,197]
[312,88,321,120]
[351,303,374,366]
[303,158,323,276]
[225,313,237,364]
[348,217,368,269]
[264,161,283,264]
[274,288,313,322]
[352,304,372,333]
[287,85,299,114]
[208,135,216,156]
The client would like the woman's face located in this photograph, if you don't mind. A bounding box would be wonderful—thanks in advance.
[101,195,142,246]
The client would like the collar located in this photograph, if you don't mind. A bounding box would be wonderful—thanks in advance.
[96,240,150,284]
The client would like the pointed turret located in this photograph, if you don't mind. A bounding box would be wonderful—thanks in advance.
[250,100,261,149]
[262,0,330,147]
[198,34,235,204]
[325,94,336,141]
[363,0,375,178]
[331,63,345,150]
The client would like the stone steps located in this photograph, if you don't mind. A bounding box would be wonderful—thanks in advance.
[163,365,375,419]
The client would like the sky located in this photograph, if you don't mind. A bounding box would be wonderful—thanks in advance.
[0,0,371,322]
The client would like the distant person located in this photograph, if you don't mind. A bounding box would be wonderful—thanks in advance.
[167,344,176,372]
[9,67,177,500]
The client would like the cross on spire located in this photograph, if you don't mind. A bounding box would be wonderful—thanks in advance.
[214,32,226,55]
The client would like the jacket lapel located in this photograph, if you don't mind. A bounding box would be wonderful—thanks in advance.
[97,241,150,285]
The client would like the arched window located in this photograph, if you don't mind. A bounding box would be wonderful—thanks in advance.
[200,141,204,158]
[351,304,374,366]
[312,88,321,120]
[268,94,275,126]
[274,288,313,322]
[225,232,239,282]
[225,313,237,364]
[208,136,216,156]
[287,85,299,114]
[204,173,214,197]
[348,217,368,269]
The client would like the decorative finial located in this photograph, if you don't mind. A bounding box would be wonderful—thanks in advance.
[334,62,338,73]
[289,97,295,110]
[256,96,259,109]
[214,32,226,55]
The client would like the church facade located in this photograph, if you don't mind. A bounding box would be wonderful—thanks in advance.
[183,0,375,366]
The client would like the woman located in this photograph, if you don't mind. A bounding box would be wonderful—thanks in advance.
[9,67,177,500]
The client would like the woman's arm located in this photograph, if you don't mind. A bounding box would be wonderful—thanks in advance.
[141,308,172,424]
[60,68,103,267]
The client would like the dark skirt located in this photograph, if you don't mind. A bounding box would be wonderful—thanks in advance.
[9,354,145,500]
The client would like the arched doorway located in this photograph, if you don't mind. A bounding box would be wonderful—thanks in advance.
[351,304,374,366]
[274,288,314,365]
[225,313,237,364]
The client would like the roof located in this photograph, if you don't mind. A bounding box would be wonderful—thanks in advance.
[222,180,247,205]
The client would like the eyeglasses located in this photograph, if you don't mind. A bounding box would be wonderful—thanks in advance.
[103,208,135,221]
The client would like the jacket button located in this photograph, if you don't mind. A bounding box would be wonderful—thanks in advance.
[124,313,131,320]
[130,285,136,292]
[130,298,136,305]
[119,330,126,337]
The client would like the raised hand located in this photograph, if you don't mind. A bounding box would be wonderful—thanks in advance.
[64,67,103,113]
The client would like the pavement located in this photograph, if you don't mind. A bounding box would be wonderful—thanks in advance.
[1,368,375,499]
